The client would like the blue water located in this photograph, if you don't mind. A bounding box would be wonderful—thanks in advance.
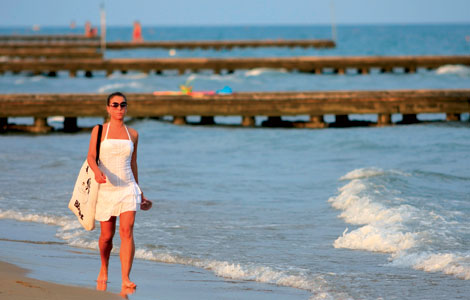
[0,24,469,300]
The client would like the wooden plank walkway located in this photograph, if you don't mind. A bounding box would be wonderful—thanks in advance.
[106,39,336,50]
[0,49,103,59]
[0,34,100,42]
[0,39,335,50]
[1,89,468,132]
[1,55,469,76]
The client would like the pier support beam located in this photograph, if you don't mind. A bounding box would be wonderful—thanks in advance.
[401,114,419,124]
[106,70,113,77]
[0,117,7,131]
[446,113,461,121]
[335,115,350,125]
[69,70,77,78]
[302,115,327,128]
[380,67,393,73]
[173,116,187,125]
[242,116,255,127]
[63,117,79,132]
[85,71,93,78]
[31,117,52,133]
[404,67,417,73]
[200,116,215,125]
[377,113,392,126]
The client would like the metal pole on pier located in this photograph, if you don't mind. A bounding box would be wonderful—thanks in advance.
[330,0,337,42]
[100,2,106,53]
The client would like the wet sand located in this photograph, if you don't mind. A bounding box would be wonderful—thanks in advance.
[0,260,121,300]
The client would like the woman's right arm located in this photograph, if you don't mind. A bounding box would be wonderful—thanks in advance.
[87,125,107,184]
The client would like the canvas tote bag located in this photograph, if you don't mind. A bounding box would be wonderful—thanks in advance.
[68,125,102,231]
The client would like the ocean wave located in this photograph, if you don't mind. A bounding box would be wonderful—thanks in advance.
[391,252,470,280]
[339,167,409,181]
[333,226,416,253]
[134,249,350,299]
[0,209,345,298]
[435,65,470,77]
[244,68,287,77]
[0,209,78,229]
[330,168,469,280]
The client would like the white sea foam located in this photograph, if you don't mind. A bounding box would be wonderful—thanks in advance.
[391,252,470,280]
[0,209,76,228]
[330,168,470,280]
[245,68,287,77]
[339,167,409,181]
[435,65,470,77]
[135,248,349,299]
[334,226,415,253]
[97,81,143,93]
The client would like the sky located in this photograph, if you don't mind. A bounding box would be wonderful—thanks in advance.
[1,0,469,27]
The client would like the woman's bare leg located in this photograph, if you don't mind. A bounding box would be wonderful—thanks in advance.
[119,211,136,288]
[97,217,116,283]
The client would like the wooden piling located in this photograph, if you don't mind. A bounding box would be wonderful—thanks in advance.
[173,116,186,125]
[401,114,419,124]
[31,117,52,133]
[242,116,256,127]
[377,113,392,126]
[335,115,350,125]
[303,115,327,128]
[0,117,7,131]
[200,116,215,125]
[446,113,461,121]
[63,117,78,132]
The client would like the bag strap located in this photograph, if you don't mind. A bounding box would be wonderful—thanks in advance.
[96,124,103,165]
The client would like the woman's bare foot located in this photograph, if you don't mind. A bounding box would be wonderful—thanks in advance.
[97,266,108,283]
[122,278,136,288]
[120,286,136,299]
[96,280,107,291]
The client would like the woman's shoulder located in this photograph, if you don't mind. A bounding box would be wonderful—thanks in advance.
[127,126,139,140]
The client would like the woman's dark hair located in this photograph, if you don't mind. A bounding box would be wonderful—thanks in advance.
[107,92,127,105]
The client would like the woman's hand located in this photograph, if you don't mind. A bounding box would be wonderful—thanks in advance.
[140,195,152,211]
[95,171,107,184]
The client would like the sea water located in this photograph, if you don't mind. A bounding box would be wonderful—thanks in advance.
[0,24,469,299]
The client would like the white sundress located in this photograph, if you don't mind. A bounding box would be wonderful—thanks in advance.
[95,124,142,221]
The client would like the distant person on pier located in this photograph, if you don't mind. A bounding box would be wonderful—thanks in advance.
[132,21,143,42]
[85,21,97,37]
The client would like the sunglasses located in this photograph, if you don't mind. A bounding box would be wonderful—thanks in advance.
[109,102,127,108]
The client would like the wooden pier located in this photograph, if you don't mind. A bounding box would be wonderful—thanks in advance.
[0,39,334,50]
[0,34,100,42]
[1,55,468,77]
[106,39,336,50]
[0,49,103,59]
[0,89,468,133]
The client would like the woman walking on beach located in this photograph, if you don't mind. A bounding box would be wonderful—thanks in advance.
[86,92,152,290]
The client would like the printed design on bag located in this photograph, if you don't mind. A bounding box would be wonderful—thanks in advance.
[79,178,92,195]
[74,200,84,220]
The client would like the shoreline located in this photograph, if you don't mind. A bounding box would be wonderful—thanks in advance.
[0,219,310,300]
